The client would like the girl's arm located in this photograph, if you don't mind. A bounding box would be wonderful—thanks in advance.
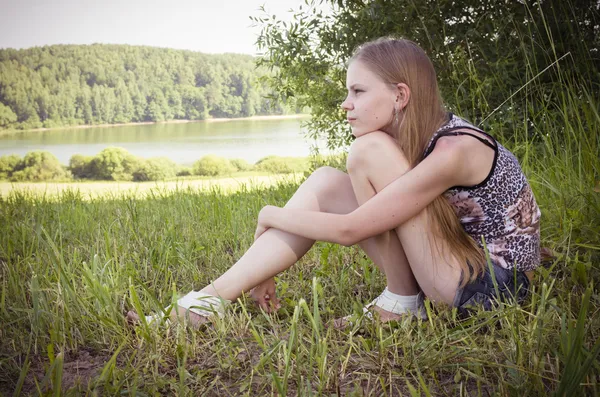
[259,139,468,246]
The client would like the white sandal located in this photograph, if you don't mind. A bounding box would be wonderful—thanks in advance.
[144,291,230,326]
[362,288,427,320]
[337,288,427,328]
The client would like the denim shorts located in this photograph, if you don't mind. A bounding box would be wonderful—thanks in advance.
[453,261,530,315]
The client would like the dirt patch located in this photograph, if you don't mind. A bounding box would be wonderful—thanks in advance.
[2,349,112,395]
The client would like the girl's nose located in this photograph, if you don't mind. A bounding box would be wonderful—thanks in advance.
[341,97,352,111]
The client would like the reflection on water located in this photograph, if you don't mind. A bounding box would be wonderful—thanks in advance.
[0,118,337,165]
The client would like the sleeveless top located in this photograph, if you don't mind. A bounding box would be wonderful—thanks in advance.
[423,114,541,271]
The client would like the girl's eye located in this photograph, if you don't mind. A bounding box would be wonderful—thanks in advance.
[354,89,363,94]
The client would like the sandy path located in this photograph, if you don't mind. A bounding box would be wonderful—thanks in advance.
[0,174,302,199]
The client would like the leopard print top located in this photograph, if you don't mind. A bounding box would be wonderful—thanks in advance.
[423,114,541,271]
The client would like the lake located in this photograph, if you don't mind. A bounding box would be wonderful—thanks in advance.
[0,117,334,165]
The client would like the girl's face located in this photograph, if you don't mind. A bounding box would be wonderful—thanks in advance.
[341,60,398,138]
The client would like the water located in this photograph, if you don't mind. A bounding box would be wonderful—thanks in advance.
[0,117,334,165]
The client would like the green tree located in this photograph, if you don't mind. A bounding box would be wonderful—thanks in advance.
[0,103,17,127]
[10,151,69,181]
[254,0,599,148]
[0,154,20,179]
[132,157,178,181]
[69,154,94,179]
[90,147,138,180]
[192,155,236,176]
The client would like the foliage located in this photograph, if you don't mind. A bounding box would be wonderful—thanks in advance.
[192,155,236,176]
[175,166,193,177]
[89,147,139,181]
[9,151,69,181]
[255,155,310,174]
[0,44,302,131]
[69,154,94,180]
[254,0,599,149]
[132,157,178,181]
[230,158,252,172]
[0,103,17,127]
[0,154,20,179]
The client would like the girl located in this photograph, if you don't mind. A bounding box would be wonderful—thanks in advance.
[128,37,540,327]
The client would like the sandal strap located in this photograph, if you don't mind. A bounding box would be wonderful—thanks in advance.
[176,291,229,318]
[364,288,427,319]
[144,291,230,325]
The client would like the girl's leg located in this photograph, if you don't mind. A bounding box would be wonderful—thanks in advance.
[199,166,359,300]
[346,131,462,305]
[170,162,422,323]
[130,167,356,325]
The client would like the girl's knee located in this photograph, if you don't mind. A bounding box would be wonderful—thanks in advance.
[347,131,409,172]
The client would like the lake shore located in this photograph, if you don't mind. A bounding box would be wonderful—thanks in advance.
[0,174,303,199]
[0,114,311,136]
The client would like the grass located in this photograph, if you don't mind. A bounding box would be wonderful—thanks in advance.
[1,20,599,397]
[0,119,598,394]
[0,172,304,200]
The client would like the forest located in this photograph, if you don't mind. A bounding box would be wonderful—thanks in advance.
[0,44,298,130]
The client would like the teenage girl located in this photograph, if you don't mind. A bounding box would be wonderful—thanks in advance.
[128,37,540,327]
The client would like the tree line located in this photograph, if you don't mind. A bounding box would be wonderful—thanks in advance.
[0,44,301,130]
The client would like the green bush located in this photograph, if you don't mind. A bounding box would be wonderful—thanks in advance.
[230,158,252,172]
[69,154,95,179]
[132,157,178,181]
[255,156,309,174]
[10,151,69,181]
[176,167,192,177]
[0,154,21,179]
[192,155,236,176]
[90,147,139,181]
[309,152,348,173]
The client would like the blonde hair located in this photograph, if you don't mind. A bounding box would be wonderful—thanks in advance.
[351,37,485,285]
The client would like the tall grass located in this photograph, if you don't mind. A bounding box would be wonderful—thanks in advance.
[1,17,599,397]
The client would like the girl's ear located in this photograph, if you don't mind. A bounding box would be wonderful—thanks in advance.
[395,83,411,110]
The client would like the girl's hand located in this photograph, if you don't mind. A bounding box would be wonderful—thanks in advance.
[254,205,275,241]
[250,277,281,313]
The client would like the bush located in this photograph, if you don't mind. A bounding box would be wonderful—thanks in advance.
[90,147,138,181]
[176,167,192,177]
[192,155,236,176]
[255,156,309,174]
[230,158,252,172]
[132,157,178,181]
[0,154,21,179]
[69,154,95,179]
[10,151,69,181]
[309,152,348,173]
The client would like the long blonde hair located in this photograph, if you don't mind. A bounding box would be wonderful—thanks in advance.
[351,37,485,285]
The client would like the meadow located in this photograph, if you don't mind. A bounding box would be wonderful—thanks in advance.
[0,98,598,395]
[1,24,600,397]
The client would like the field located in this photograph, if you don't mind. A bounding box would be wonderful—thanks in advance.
[0,122,599,394]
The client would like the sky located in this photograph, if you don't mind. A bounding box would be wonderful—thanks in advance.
[0,0,315,55]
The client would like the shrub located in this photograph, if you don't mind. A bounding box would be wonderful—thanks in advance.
[176,167,192,177]
[309,152,348,173]
[90,147,138,181]
[255,156,309,174]
[10,151,69,181]
[69,154,95,179]
[0,154,21,179]
[192,155,236,176]
[230,158,252,172]
[132,157,178,181]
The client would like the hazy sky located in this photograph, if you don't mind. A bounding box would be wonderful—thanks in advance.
[0,0,314,54]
